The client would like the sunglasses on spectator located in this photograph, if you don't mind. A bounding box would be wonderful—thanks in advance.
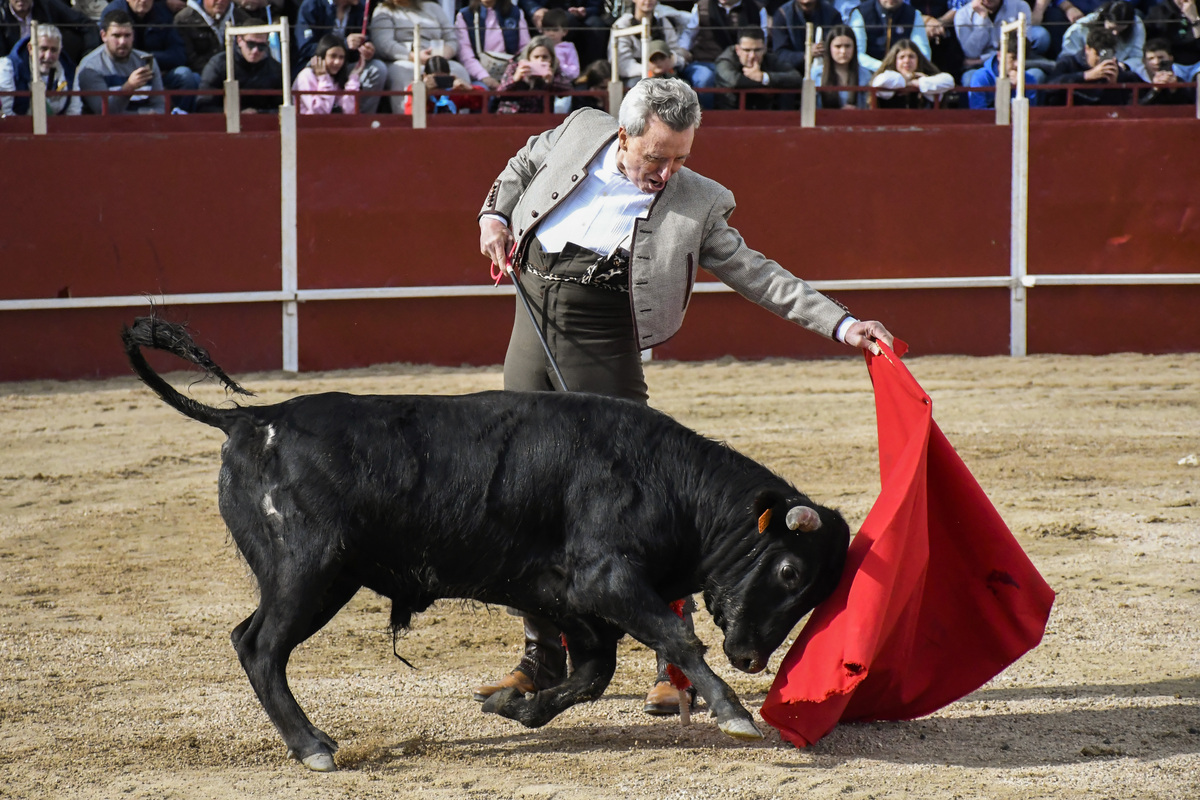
[243,40,270,52]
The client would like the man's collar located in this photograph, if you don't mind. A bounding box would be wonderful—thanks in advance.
[596,138,625,183]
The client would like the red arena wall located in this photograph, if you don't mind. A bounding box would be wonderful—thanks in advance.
[1,113,1197,381]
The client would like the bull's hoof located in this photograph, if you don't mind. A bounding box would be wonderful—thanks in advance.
[302,752,337,772]
[718,717,763,740]
[481,686,522,717]
[288,747,337,772]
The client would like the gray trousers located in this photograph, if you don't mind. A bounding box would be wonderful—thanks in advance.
[503,241,647,402]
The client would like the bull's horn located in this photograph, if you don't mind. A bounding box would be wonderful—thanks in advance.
[786,506,821,532]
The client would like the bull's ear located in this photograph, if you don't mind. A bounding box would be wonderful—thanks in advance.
[752,490,786,533]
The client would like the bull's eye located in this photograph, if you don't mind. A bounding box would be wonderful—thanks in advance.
[778,562,800,587]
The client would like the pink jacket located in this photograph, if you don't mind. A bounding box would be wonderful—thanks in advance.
[293,68,361,115]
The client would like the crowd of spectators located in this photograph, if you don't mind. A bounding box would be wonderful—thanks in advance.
[1,0,1198,117]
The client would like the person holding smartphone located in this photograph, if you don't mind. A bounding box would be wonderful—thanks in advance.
[75,8,166,113]
[1048,26,1144,105]
[495,35,572,113]
[402,54,483,113]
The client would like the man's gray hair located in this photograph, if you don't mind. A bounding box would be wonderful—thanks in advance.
[35,24,64,46]
[618,78,702,136]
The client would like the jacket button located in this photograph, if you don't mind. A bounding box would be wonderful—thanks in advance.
[551,192,559,199]
[531,210,539,218]
[571,174,579,182]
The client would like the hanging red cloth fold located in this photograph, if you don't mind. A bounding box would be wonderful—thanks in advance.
[760,340,1055,747]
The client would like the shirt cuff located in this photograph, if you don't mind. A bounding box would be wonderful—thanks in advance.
[480,213,509,227]
[835,315,858,344]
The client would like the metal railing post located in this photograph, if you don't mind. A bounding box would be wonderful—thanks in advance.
[609,19,652,114]
[279,16,299,372]
[1000,14,1030,356]
[412,23,426,128]
[800,22,815,127]
[29,22,47,135]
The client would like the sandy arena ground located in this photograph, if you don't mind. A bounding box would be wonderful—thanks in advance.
[0,351,1197,800]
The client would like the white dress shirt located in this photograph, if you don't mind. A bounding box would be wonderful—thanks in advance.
[533,139,656,256]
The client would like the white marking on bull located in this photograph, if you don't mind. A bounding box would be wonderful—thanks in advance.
[262,493,281,518]
[265,424,276,448]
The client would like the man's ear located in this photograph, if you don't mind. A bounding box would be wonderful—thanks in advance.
[617,126,627,149]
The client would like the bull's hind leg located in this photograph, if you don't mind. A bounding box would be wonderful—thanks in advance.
[231,574,360,772]
[481,618,620,728]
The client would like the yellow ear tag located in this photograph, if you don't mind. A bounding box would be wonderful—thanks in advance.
[757,508,772,534]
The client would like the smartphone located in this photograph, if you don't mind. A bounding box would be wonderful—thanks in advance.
[433,74,455,89]
[1096,48,1115,61]
[522,60,551,77]
[141,54,155,65]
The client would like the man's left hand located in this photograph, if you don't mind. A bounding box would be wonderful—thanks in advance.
[844,320,895,356]
[358,41,376,62]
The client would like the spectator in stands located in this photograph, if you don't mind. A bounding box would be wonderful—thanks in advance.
[99,0,200,110]
[1134,35,1197,101]
[402,53,483,112]
[870,36,954,106]
[1047,25,1143,103]
[955,0,1051,85]
[810,23,873,106]
[645,37,677,77]
[715,26,802,107]
[370,0,470,110]
[1145,0,1200,66]
[525,0,610,66]
[849,0,933,72]
[0,24,81,115]
[75,8,164,112]
[296,0,386,112]
[0,0,99,65]
[495,33,571,111]
[175,0,232,76]
[613,0,689,87]
[682,0,767,104]
[196,29,282,111]
[966,30,1040,106]
[455,0,529,89]
[568,54,608,109]
[771,0,844,74]
[1061,0,1145,65]
[538,7,579,79]
[293,32,363,112]
[230,0,270,22]
[913,0,966,80]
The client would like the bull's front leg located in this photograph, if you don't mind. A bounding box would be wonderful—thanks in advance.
[598,586,763,741]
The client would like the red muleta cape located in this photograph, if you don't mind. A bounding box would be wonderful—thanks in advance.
[759,341,1055,747]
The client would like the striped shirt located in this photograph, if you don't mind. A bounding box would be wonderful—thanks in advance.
[533,139,657,257]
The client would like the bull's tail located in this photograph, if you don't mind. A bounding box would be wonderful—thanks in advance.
[122,316,254,433]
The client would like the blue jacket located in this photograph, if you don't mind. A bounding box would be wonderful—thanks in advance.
[4,34,76,114]
[296,0,366,65]
[771,0,844,71]
[855,0,918,61]
[968,52,1038,109]
[99,0,188,71]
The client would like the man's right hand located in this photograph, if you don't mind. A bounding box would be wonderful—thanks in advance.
[1085,59,1119,83]
[480,217,515,272]
[124,65,153,91]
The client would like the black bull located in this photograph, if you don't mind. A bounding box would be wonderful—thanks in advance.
[122,317,850,771]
